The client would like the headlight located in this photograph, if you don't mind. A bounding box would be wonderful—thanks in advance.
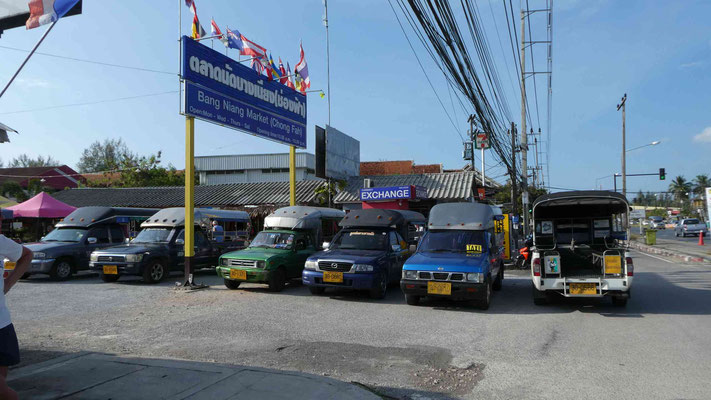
[89,253,98,262]
[353,264,373,272]
[304,260,318,270]
[256,260,266,269]
[403,270,417,279]
[33,252,46,259]
[467,272,484,283]
[125,254,143,262]
[220,258,228,266]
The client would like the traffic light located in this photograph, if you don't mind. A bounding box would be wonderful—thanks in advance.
[659,168,666,180]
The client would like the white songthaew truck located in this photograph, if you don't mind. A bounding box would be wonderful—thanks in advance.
[530,191,634,307]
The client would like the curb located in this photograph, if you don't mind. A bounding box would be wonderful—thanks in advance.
[629,241,708,263]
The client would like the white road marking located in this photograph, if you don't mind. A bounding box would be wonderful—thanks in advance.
[635,251,675,264]
[634,250,711,269]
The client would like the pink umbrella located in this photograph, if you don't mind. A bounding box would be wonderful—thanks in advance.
[6,192,76,218]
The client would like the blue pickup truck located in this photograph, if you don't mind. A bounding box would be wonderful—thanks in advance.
[302,209,426,299]
[400,202,505,309]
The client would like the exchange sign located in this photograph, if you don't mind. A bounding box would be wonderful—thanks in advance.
[180,36,307,148]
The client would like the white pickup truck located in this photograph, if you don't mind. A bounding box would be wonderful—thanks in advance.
[674,218,707,237]
[530,191,633,307]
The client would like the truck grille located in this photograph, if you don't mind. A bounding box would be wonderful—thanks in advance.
[227,259,257,268]
[98,255,125,262]
[416,271,466,281]
[318,261,352,272]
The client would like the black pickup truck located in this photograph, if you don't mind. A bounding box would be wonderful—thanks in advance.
[89,207,250,283]
[23,207,157,280]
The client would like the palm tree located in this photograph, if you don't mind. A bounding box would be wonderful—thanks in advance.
[668,176,692,205]
[693,174,711,219]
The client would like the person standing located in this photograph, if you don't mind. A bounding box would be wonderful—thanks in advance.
[0,235,32,400]
[212,220,224,243]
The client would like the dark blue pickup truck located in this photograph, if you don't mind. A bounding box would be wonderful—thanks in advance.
[302,209,425,299]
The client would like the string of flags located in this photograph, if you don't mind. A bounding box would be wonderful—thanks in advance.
[185,0,311,95]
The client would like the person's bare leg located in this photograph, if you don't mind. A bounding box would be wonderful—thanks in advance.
[0,366,18,400]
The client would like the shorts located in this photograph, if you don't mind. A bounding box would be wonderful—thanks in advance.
[0,324,20,366]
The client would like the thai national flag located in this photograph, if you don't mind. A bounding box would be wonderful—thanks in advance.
[26,0,80,30]
[239,34,267,60]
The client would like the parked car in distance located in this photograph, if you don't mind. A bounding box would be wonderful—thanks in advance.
[674,218,707,237]
[649,217,665,230]
[19,207,156,280]
[90,208,250,283]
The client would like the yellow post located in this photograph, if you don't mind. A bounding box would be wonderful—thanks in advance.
[184,116,195,283]
[289,145,296,206]
[503,214,511,261]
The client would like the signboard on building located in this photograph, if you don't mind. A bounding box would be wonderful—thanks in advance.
[181,36,307,148]
[475,133,490,149]
[629,209,645,220]
[360,185,428,202]
[315,125,360,180]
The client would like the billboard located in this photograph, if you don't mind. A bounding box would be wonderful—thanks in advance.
[181,36,307,148]
[0,0,82,34]
[315,125,359,180]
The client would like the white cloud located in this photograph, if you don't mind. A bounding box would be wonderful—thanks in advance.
[15,78,51,88]
[693,127,711,143]
[680,61,704,68]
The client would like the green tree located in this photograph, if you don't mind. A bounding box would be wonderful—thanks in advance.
[1,181,28,202]
[633,190,644,206]
[8,154,60,167]
[314,180,346,205]
[113,151,190,188]
[77,138,135,173]
[668,176,692,205]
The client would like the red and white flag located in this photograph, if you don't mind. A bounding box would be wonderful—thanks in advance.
[286,62,296,90]
[239,34,267,60]
[26,0,80,29]
[294,42,310,90]
[278,58,288,85]
[211,19,229,46]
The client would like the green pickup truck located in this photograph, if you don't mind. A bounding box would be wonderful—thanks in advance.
[216,206,344,292]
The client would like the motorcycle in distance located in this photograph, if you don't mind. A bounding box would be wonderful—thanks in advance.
[515,236,534,269]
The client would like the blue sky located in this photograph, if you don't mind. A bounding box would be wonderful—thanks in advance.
[0,0,709,195]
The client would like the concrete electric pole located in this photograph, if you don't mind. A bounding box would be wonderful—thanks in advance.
[520,10,529,235]
[617,93,627,197]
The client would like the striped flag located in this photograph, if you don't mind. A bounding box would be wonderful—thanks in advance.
[26,0,80,29]
[211,19,229,47]
[278,58,288,85]
[269,54,282,81]
[286,62,296,90]
[186,0,206,39]
[239,34,267,60]
[294,42,311,90]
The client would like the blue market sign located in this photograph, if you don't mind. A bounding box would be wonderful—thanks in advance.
[360,185,429,202]
[180,36,307,148]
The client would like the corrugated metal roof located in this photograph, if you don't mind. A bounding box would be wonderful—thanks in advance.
[194,153,314,171]
[53,180,327,208]
[334,171,486,203]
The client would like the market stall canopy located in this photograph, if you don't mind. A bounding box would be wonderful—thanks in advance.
[6,192,76,218]
[0,195,18,208]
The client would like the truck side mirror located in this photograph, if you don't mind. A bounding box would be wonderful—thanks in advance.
[124,238,130,244]
[87,237,97,244]
[408,244,417,253]
[175,238,185,245]
[322,242,330,250]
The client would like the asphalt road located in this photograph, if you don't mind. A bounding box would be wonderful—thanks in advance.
[6,252,711,399]
[654,227,705,242]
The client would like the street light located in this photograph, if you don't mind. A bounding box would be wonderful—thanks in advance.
[626,140,661,153]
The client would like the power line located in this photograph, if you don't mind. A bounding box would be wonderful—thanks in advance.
[0,91,178,115]
[525,0,542,130]
[0,45,176,76]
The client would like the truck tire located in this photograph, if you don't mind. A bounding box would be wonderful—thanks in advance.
[224,279,241,290]
[101,273,119,283]
[20,273,31,280]
[532,285,548,305]
[477,276,492,310]
[268,267,286,292]
[142,260,166,284]
[405,294,420,306]
[308,286,325,295]
[49,259,73,281]
[369,272,388,300]
[492,267,503,291]
[611,296,628,307]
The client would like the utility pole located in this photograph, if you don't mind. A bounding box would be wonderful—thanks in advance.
[520,10,529,235]
[510,122,518,218]
[617,93,627,198]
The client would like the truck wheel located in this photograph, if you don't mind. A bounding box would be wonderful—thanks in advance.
[308,286,325,295]
[20,273,31,280]
[49,259,73,281]
[477,277,492,310]
[101,273,119,283]
[142,260,166,284]
[611,296,628,307]
[532,285,548,305]
[492,267,503,291]
[224,279,241,290]
[369,272,388,300]
[405,294,420,305]
[268,268,286,292]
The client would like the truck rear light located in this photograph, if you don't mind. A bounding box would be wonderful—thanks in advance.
[625,257,634,276]
[533,258,541,276]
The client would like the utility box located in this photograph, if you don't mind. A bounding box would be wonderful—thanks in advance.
[645,229,657,245]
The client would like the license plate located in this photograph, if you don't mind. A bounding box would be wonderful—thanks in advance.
[4,261,15,270]
[604,256,622,274]
[229,269,247,280]
[427,281,451,295]
[103,265,118,275]
[569,283,597,295]
[323,271,343,283]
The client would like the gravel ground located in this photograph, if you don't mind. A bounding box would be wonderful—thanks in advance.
[7,253,711,399]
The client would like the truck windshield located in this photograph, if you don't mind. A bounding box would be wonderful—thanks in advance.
[43,228,87,242]
[132,228,172,243]
[330,230,388,250]
[418,230,487,254]
[249,231,294,249]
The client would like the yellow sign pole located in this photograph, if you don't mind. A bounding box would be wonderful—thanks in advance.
[184,116,195,284]
[289,145,296,206]
[503,214,511,261]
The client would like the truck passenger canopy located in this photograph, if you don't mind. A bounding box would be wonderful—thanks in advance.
[264,206,345,246]
[339,209,426,244]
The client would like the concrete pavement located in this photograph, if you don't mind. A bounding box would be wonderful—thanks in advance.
[8,352,381,400]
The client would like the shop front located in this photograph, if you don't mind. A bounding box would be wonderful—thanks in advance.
[359,185,428,210]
